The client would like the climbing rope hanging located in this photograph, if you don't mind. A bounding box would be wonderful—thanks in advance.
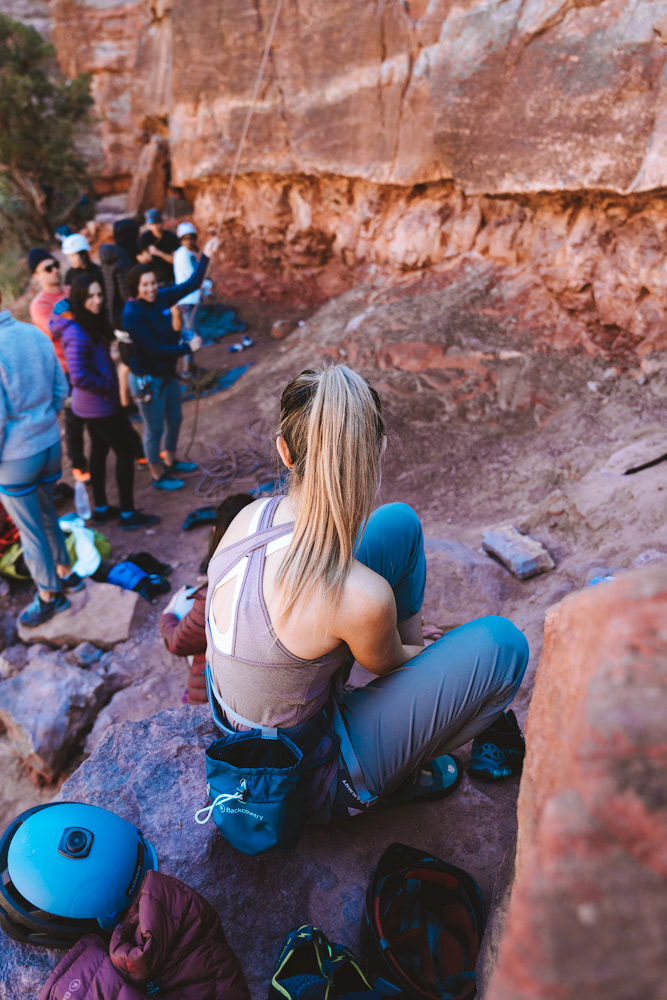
[185,0,285,457]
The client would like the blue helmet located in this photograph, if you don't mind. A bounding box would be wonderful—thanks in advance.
[0,802,158,948]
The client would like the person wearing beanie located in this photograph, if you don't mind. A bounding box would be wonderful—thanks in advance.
[62,233,103,289]
[28,247,89,483]
[138,209,180,286]
[99,218,142,416]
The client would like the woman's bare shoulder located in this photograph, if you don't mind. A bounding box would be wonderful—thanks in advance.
[337,561,395,626]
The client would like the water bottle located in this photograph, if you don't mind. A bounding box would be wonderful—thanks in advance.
[74,480,91,521]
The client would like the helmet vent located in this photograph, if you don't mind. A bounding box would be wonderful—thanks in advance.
[58,828,93,859]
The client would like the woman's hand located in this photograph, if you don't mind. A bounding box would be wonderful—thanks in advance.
[202,236,220,257]
[189,334,203,353]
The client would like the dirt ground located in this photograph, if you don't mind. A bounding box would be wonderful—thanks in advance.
[2,268,667,855]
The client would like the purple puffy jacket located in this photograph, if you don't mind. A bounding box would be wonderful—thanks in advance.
[39,870,251,1000]
[49,313,120,419]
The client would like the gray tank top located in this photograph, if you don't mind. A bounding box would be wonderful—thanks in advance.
[205,495,349,729]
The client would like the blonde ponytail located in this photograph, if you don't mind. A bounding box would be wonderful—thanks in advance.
[276,365,384,625]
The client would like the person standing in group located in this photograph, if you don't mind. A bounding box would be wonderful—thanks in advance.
[99,218,142,413]
[28,247,89,484]
[123,235,219,491]
[62,233,103,289]
[138,209,180,287]
[0,292,84,627]
[173,222,211,338]
[51,275,160,532]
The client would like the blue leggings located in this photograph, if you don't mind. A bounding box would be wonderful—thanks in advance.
[0,443,69,592]
[129,374,182,466]
[335,503,529,801]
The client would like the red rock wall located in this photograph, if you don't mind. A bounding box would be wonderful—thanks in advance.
[486,566,667,1000]
[43,0,667,194]
[8,0,667,351]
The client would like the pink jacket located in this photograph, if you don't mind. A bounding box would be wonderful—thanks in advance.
[39,870,251,1000]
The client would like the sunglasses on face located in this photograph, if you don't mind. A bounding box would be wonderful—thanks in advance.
[40,262,60,274]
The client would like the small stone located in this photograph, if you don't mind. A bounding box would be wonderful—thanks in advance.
[631,549,667,568]
[0,643,29,680]
[482,524,555,579]
[270,319,295,340]
[67,641,103,669]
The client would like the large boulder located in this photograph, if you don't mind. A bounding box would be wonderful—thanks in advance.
[0,702,523,999]
[486,565,667,999]
[0,649,107,782]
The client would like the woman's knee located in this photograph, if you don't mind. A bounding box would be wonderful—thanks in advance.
[372,502,422,542]
[475,615,529,686]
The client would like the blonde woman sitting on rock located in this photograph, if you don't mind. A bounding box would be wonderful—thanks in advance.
[205,364,529,819]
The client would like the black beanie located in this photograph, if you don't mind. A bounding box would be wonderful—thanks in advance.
[113,219,140,254]
[28,248,56,274]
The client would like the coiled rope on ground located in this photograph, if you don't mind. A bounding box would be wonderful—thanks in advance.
[192,421,283,501]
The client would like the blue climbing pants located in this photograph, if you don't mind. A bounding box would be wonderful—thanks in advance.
[335,502,529,800]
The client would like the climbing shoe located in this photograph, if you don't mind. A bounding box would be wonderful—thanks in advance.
[60,572,85,592]
[20,592,70,628]
[163,459,197,474]
[269,925,332,1000]
[325,942,384,999]
[92,504,120,524]
[390,753,463,804]
[468,710,525,782]
[120,510,160,531]
[152,473,185,491]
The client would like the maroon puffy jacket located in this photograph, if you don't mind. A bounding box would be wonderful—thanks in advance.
[39,870,251,1000]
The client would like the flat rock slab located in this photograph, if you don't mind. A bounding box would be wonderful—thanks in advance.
[0,651,106,781]
[599,432,667,476]
[17,581,139,650]
[0,705,522,1000]
[482,525,555,580]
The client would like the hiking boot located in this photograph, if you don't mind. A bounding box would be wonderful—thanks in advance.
[92,504,120,524]
[468,710,525,781]
[152,473,185,491]
[269,925,332,1000]
[60,572,85,592]
[391,753,463,804]
[119,510,160,531]
[20,592,70,628]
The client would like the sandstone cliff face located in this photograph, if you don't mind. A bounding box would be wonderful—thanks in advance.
[42,0,667,193]
[9,0,667,350]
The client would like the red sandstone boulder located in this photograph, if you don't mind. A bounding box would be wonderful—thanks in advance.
[486,566,667,1000]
